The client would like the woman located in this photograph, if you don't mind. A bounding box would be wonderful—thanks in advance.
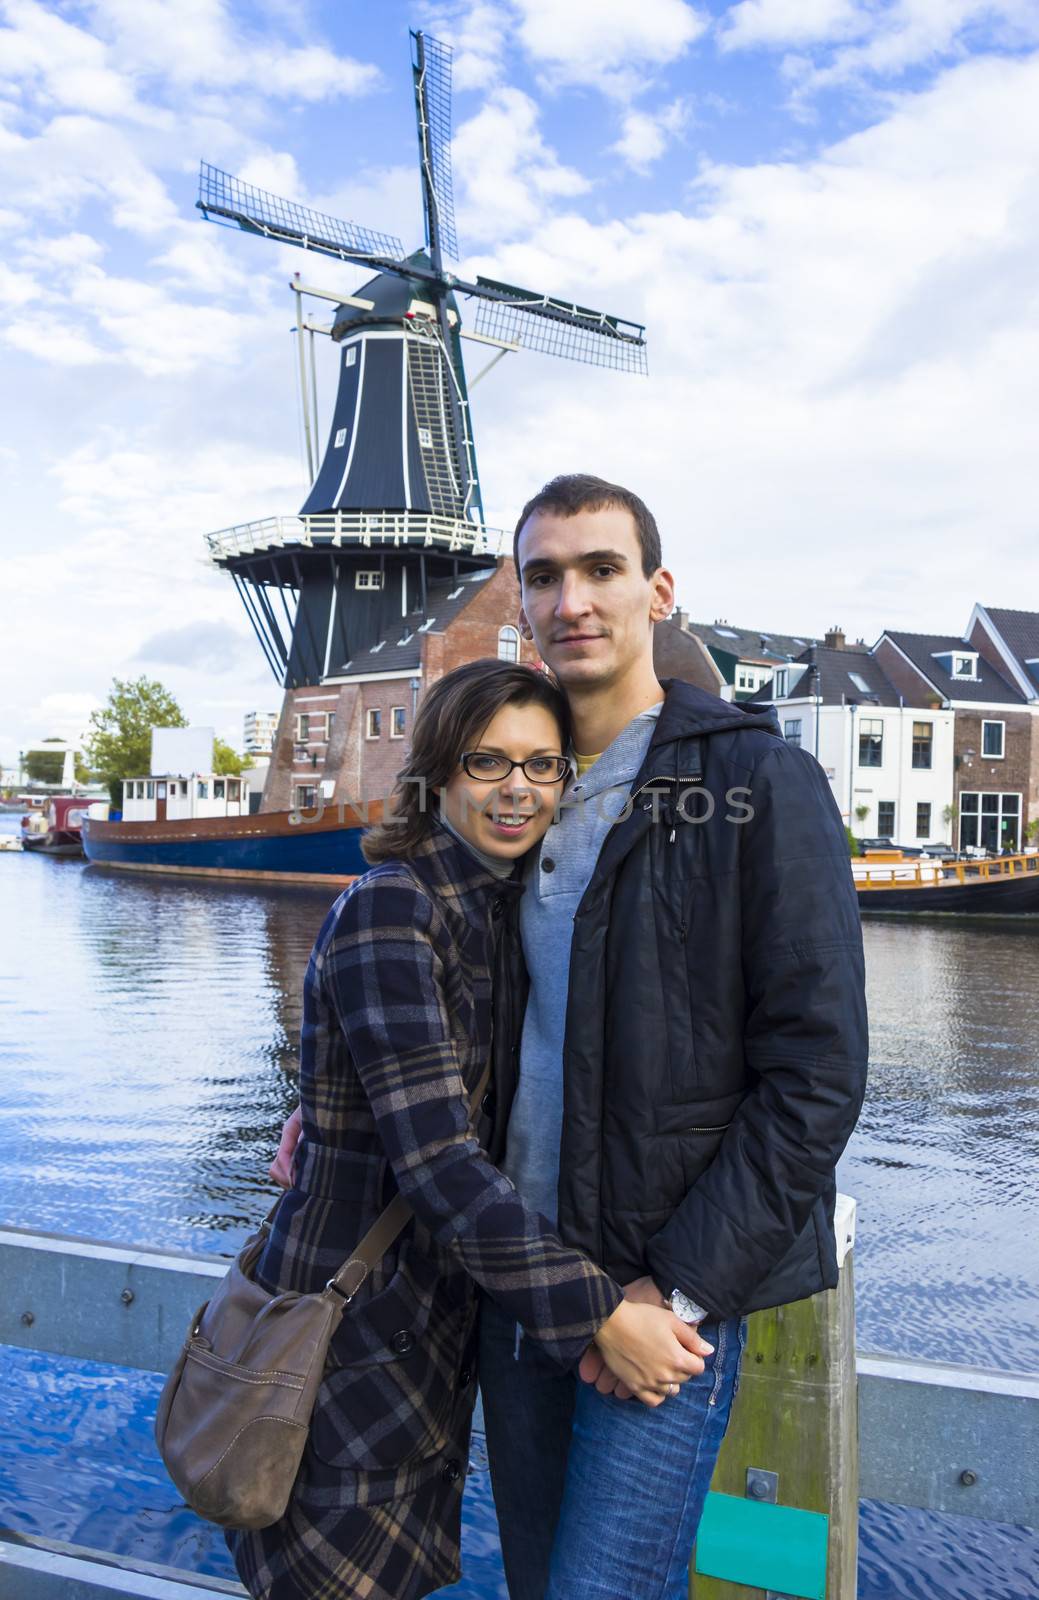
[230,661,704,1600]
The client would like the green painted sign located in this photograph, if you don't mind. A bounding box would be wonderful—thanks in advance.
[694,1491,829,1599]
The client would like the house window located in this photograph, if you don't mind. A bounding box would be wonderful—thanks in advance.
[356,571,383,590]
[227,781,240,801]
[146,781,155,799]
[294,785,317,810]
[774,669,789,698]
[982,720,1005,758]
[784,719,802,747]
[953,654,977,680]
[916,802,931,839]
[197,781,208,799]
[366,709,382,740]
[298,712,310,741]
[391,707,406,739]
[958,791,1020,852]
[877,801,896,837]
[214,780,225,800]
[327,712,336,738]
[497,625,520,662]
[858,719,883,767]
[911,722,933,769]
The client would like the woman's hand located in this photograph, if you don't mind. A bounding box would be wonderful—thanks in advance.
[590,1301,714,1407]
[269,1104,303,1188]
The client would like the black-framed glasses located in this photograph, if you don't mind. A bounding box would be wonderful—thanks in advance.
[461,751,570,784]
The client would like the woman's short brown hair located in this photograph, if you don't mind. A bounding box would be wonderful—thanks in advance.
[361,660,570,865]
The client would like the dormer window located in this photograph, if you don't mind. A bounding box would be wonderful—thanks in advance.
[931,649,978,682]
[356,571,383,590]
[774,669,789,697]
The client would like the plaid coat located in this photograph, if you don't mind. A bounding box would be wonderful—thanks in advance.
[230,823,622,1600]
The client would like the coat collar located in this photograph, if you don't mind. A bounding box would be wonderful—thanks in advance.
[405,819,525,927]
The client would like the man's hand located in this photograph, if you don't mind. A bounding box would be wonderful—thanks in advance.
[588,1301,714,1408]
[578,1276,697,1400]
[620,1274,670,1309]
[269,1104,303,1188]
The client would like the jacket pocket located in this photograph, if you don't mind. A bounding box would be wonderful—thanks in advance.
[308,1250,470,1474]
[670,1123,731,1192]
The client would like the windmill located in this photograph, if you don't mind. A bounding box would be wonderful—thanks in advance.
[198,31,646,808]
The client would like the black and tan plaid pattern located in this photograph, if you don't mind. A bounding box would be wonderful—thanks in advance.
[229,824,622,1600]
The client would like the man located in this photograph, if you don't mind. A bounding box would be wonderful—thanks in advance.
[274,474,868,1600]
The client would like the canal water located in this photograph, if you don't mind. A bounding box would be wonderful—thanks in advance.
[1,824,1037,1595]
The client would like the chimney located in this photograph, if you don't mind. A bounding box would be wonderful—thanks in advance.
[825,626,846,651]
[672,606,688,630]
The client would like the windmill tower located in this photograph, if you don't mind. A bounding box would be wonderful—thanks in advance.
[198,32,647,811]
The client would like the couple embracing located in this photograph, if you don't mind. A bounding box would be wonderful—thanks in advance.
[230,474,868,1600]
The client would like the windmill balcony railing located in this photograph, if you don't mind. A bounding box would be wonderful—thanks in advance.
[205,511,506,563]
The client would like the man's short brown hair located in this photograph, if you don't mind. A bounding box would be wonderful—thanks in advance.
[513,473,662,580]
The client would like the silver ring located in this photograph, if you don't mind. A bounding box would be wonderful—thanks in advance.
[666,1381,677,1398]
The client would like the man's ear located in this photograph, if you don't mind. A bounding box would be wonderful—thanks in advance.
[649,567,676,625]
[518,605,533,640]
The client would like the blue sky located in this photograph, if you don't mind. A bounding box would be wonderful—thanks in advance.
[2,0,1038,763]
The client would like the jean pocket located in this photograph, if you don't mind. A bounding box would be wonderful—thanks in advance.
[733,1316,749,1399]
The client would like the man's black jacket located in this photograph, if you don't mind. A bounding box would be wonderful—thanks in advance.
[489,678,869,1317]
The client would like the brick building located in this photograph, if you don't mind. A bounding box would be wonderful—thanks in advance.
[875,627,1036,851]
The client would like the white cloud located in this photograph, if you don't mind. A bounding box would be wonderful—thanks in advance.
[721,0,1039,94]
[611,100,691,173]
[468,50,1039,642]
[454,87,589,244]
[425,0,707,94]
[513,0,708,91]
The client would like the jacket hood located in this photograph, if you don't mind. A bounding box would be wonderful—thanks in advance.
[650,678,782,747]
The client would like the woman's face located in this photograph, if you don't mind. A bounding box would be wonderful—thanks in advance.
[439,700,567,861]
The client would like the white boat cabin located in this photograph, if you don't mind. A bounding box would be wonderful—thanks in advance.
[122,773,246,823]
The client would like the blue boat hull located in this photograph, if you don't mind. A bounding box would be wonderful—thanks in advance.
[82,811,370,884]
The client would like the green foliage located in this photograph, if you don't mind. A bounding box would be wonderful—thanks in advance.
[84,676,187,805]
[845,826,861,857]
[1026,817,1039,845]
[212,737,253,777]
[853,804,870,825]
[24,743,66,783]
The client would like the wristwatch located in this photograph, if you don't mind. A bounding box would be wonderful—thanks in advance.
[669,1287,708,1325]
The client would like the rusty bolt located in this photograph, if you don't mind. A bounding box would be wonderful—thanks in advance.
[120,1288,135,1306]
[959,1470,977,1487]
[20,1311,34,1326]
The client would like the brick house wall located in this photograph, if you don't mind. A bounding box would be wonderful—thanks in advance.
[872,638,943,708]
[954,708,1038,843]
[653,619,723,694]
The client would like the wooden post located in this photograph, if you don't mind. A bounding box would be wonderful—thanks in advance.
[691,1196,858,1600]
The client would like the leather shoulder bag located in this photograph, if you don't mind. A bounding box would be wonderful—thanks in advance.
[154,1059,491,1531]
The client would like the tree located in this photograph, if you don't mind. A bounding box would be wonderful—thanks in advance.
[84,677,187,804]
[24,738,67,785]
[213,737,253,777]
[1026,817,1039,846]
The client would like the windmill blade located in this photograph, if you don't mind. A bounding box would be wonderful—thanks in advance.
[197,163,405,270]
[410,32,458,264]
[467,275,647,374]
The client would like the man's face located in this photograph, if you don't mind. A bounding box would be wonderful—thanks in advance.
[516,505,674,691]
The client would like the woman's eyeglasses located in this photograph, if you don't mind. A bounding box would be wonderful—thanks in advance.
[461,752,570,784]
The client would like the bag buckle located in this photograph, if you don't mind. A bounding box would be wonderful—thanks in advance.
[327,1258,368,1303]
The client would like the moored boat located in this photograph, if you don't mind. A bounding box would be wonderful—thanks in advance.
[82,801,375,885]
[21,796,93,857]
[855,850,1039,913]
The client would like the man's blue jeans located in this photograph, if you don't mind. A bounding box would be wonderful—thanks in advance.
[476,1294,745,1600]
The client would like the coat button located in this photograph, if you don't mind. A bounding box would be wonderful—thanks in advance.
[491,896,506,917]
[541,857,556,873]
[390,1329,415,1355]
[458,1366,472,1389]
[442,1457,462,1483]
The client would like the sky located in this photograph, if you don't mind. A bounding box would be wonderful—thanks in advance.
[1,0,1038,764]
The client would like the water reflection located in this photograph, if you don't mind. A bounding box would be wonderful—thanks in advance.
[1,834,1036,1369]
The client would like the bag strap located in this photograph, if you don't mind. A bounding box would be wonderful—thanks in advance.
[325,1056,494,1303]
